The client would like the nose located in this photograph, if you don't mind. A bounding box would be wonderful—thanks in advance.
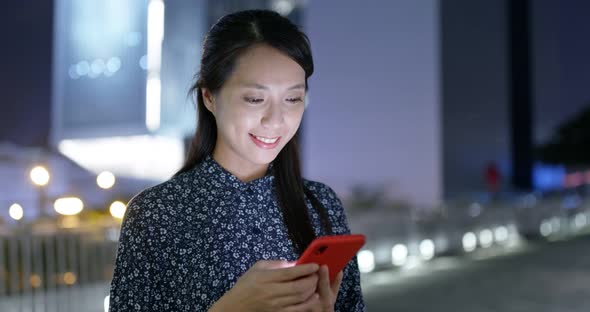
[261,102,284,130]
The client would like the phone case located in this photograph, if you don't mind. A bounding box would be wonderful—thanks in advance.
[296,234,366,283]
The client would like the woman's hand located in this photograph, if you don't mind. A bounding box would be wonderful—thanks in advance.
[209,260,323,312]
[317,265,344,312]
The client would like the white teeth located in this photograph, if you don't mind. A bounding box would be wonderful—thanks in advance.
[254,135,279,144]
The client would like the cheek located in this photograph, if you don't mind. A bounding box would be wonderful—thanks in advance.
[217,105,248,128]
[223,109,262,138]
[285,109,304,134]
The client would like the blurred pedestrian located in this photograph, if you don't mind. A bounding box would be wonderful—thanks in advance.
[485,161,501,200]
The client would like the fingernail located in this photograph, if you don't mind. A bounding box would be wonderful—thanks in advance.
[282,261,296,268]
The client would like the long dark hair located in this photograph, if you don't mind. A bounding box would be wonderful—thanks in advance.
[175,10,332,255]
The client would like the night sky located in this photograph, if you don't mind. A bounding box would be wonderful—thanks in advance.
[0,1,54,148]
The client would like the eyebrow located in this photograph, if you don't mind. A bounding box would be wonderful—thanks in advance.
[240,83,306,90]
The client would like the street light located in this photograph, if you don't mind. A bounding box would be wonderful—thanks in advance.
[462,232,477,252]
[97,171,116,189]
[357,250,375,273]
[104,295,110,312]
[391,244,408,266]
[540,220,552,237]
[54,197,84,216]
[30,165,50,217]
[419,239,435,261]
[479,229,494,248]
[30,166,50,186]
[109,201,126,219]
[494,226,509,244]
[9,203,24,221]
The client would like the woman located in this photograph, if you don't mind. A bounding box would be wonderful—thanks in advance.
[109,9,365,311]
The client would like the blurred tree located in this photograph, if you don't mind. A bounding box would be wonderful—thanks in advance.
[348,184,383,211]
[536,104,590,165]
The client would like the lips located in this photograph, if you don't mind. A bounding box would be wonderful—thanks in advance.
[251,134,280,143]
[249,133,282,149]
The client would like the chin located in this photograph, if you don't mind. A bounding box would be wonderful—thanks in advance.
[257,153,279,164]
[248,150,281,165]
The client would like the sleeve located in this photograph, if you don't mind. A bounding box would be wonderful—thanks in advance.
[323,185,366,312]
[108,192,178,311]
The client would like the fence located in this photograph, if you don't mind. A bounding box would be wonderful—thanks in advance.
[0,223,119,312]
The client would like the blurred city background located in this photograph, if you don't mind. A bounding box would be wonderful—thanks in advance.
[1,0,590,311]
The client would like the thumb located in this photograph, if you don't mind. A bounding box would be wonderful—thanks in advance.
[255,260,296,270]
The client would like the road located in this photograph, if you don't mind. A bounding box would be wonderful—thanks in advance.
[362,235,590,312]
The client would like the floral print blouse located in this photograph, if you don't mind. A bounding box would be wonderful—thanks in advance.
[109,154,365,311]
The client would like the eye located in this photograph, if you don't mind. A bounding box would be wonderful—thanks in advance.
[286,97,303,104]
[244,97,264,104]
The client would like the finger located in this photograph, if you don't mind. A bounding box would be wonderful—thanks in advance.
[255,260,295,270]
[282,293,321,312]
[272,287,317,308]
[271,273,319,306]
[317,265,332,305]
[263,263,319,282]
[272,273,319,297]
[331,271,344,295]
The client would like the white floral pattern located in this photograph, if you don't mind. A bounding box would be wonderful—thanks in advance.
[109,154,365,311]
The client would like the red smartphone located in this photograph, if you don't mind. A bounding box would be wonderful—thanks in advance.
[296,234,366,283]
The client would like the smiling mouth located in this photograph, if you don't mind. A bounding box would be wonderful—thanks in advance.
[250,134,280,144]
[249,133,282,149]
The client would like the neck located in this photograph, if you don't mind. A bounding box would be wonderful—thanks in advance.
[212,148,268,183]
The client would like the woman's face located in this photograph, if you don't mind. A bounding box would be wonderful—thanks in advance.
[203,44,307,169]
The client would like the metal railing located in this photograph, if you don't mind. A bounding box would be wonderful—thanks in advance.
[0,222,119,312]
[349,188,590,273]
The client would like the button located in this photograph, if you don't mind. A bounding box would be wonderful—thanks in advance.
[251,226,262,234]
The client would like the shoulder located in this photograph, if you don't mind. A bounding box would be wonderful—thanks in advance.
[303,179,341,204]
[303,179,351,234]
[123,171,192,228]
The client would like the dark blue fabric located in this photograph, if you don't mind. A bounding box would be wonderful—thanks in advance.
[109,154,365,311]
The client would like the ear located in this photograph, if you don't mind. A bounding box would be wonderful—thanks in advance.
[201,88,216,114]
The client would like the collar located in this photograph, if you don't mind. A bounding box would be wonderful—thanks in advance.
[194,154,275,192]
